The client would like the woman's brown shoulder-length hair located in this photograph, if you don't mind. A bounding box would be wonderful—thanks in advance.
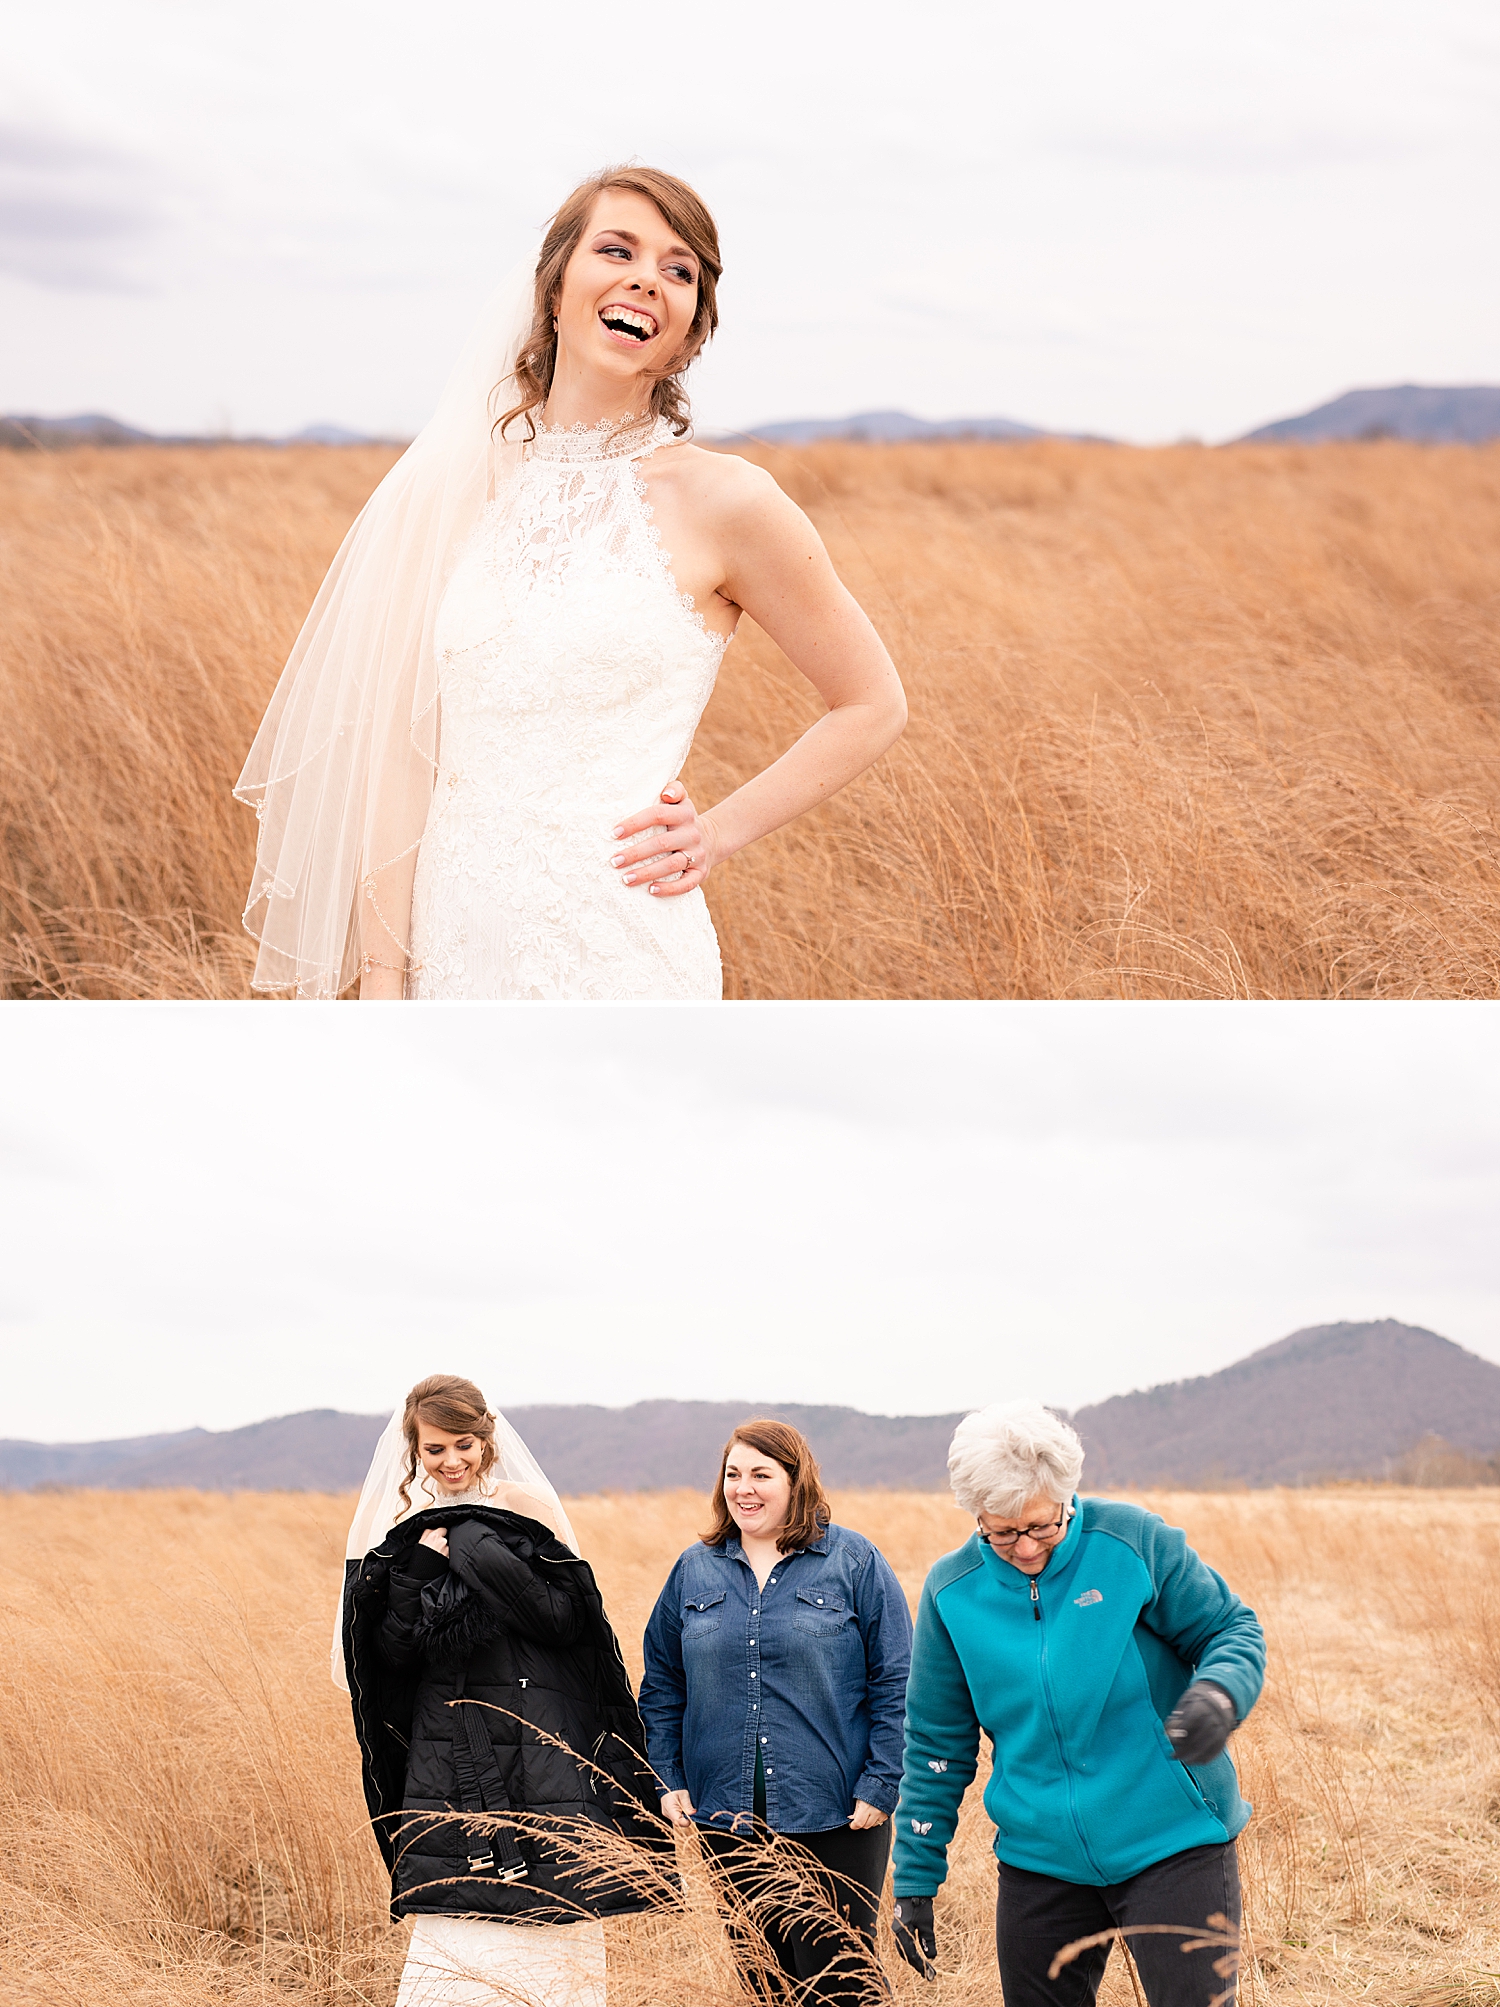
[497,164,722,443]
[701,1418,832,1556]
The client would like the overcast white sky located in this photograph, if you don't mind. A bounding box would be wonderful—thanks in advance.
[4,1,1497,443]
[2,1003,1495,1444]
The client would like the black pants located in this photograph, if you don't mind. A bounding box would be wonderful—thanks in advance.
[995,1841,1241,2007]
[700,1820,892,2005]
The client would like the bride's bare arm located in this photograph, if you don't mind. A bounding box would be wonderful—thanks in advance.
[611,463,905,895]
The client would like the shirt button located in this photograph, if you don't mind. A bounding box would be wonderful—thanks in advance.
[750,1671,756,1678]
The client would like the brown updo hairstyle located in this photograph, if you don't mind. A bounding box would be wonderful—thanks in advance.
[397,1373,498,1517]
[701,1418,832,1556]
[497,164,722,443]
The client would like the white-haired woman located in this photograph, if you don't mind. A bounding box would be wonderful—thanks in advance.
[890,1400,1263,2007]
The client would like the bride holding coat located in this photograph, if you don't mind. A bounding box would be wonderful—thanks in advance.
[338,1374,668,2005]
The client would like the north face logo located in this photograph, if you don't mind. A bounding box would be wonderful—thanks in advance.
[1074,1589,1103,1607]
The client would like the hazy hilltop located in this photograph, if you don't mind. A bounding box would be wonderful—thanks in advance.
[0,413,379,449]
[15,391,1500,454]
[1238,385,1500,444]
[0,1411,385,1491]
[0,413,156,448]
[733,410,1052,445]
[1072,1319,1500,1485]
[2,409,1059,452]
[0,1402,959,1496]
[499,1401,959,1491]
[4,1320,1498,1494]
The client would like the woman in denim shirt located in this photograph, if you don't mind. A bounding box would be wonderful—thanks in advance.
[640,1418,912,2004]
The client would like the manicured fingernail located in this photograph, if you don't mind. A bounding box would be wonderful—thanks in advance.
[624,874,636,884]
[611,826,624,838]
[611,854,624,867]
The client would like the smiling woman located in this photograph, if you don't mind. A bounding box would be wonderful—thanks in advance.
[235,164,906,1000]
[640,1419,913,2004]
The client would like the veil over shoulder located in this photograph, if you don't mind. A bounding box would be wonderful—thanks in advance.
[235,252,538,997]
[332,1400,577,1690]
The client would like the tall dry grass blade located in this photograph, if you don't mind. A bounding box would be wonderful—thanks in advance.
[3,1486,1500,2002]
[1049,1915,1240,2007]
[2,441,1498,996]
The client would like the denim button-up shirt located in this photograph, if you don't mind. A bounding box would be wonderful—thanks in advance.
[639,1522,913,1835]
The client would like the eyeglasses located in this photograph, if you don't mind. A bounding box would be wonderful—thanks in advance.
[978,1508,1072,1550]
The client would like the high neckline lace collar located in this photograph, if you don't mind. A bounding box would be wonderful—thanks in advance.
[445,1484,489,1505]
[526,412,677,464]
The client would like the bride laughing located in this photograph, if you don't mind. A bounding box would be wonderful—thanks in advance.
[237,165,906,999]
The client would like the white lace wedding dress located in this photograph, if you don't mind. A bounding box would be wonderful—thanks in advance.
[407,414,731,999]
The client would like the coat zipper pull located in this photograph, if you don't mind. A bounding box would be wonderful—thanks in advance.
[1031,1578,1041,1622]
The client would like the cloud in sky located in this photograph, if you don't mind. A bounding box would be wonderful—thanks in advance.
[2,0,1498,441]
[2,1003,1495,1443]
[1048,121,1432,177]
[0,123,169,292]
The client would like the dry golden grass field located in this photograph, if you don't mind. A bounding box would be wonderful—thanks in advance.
[1,1485,1497,2006]
[1,439,1497,998]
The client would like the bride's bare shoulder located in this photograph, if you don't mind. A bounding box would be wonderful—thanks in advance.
[655,440,795,526]
[486,1479,548,1517]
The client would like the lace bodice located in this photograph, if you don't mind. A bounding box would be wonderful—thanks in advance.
[407,413,730,1000]
[499,414,717,634]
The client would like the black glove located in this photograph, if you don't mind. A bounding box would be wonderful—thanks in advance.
[892,1895,936,1980]
[1164,1681,1236,1765]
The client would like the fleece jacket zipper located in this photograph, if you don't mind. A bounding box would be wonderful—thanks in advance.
[1032,1570,1106,1883]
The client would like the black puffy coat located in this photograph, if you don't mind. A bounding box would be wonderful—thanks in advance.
[344,1503,670,1922]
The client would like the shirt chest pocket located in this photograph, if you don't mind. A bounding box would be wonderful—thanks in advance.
[681,1590,727,1641]
[791,1587,853,1641]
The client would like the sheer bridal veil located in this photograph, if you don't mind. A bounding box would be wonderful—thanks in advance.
[333,1398,578,1690]
[236,250,538,997]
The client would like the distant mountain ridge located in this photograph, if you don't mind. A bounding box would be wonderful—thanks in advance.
[0,1411,383,1491]
[3,1320,1496,1494]
[1238,385,1500,444]
[15,390,1499,454]
[732,410,1055,446]
[1070,1320,1500,1485]
[0,1403,959,1495]
[7,408,1064,453]
[1,412,157,447]
[0,413,384,449]
[502,1402,961,1491]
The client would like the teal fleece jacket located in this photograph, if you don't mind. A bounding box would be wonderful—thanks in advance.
[892,1497,1264,1892]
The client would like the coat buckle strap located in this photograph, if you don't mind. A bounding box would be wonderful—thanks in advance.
[449,1669,529,1882]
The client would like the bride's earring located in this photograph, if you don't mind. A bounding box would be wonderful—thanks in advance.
[552,316,559,334]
